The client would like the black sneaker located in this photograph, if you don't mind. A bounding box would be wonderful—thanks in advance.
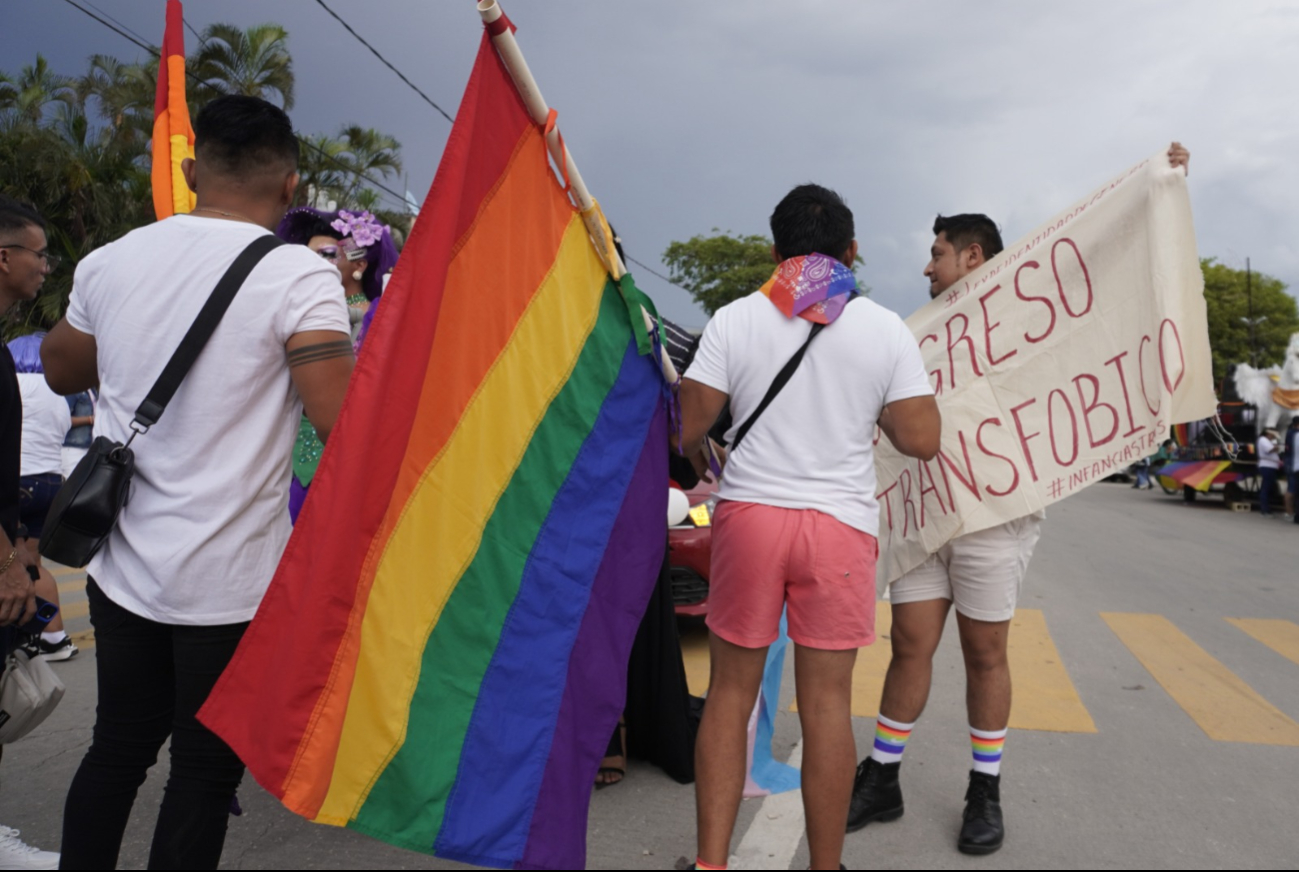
[957,771,1004,855]
[35,636,78,662]
[846,758,904,833]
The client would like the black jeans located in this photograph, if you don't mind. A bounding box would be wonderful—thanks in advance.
[60,579,248,870]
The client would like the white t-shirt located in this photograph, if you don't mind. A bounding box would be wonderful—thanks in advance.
[1257,435,1281,470]
[17,373,72,476]
[686,292,933,536]
[66,214,350,624]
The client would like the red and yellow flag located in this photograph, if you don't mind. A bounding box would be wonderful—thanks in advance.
[151,0,195,220]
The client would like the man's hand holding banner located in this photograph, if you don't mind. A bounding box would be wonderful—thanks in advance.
[876,149,1217,585]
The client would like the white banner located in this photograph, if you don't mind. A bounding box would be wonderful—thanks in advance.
[876,150,1216,585]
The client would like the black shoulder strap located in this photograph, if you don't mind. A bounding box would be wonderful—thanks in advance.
[133,234,285,430]
[729,296,860,453]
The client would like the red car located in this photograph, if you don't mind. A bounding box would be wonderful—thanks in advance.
[668,479,717,617]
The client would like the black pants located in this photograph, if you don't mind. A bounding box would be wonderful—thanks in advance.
[60,579,248,870]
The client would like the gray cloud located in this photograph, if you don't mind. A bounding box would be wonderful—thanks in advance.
[6,0,1296,327]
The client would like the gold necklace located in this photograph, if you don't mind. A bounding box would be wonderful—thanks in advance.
[193,206,258,225]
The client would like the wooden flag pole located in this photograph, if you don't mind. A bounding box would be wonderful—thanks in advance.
[477,0,679,385]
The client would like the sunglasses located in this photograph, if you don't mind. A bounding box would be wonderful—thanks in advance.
[314,238,366,263]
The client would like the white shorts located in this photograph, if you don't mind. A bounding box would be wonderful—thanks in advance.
[888,516,1042,622]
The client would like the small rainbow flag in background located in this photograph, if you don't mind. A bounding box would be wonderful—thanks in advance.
[151,0,195,219]
[199,14,669,872]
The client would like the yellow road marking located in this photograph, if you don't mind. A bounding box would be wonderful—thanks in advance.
[50,566,82,578]
[1007,609,1097,733]
[1226,618,1299,669]
[790,602,893,716]
[57,577,87,595]
[70,628,95,652]
[1103,612,1299,746]
[846,602,894,718]
[681,627,710,697]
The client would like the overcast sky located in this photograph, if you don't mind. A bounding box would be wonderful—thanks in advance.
[5,0,1298,326]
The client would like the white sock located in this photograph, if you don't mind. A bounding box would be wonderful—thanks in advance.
[40,630,67,644]
[970,725,1007,776]
[869,714,916,764]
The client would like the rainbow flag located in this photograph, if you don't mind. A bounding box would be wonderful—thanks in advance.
[199,22,668,872]
[1158,460,1237,492]
[150,0,195,219]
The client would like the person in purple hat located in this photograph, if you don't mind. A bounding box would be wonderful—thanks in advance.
[276,207,398,344]
[275,207,399,520]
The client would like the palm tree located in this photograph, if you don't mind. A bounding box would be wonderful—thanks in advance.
[3,55,75,125]
[337,125,402,204]
[192,23,294,109]
[76,54,155,150]
[0,71,15,114]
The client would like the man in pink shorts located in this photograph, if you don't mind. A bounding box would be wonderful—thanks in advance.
[677,183,941,872]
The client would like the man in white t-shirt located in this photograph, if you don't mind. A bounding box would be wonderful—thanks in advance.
[41,95,354,869]
[678,184,941,872]
[848,143,1193,856]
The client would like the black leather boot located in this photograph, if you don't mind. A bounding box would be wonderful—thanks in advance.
[957,770,1004,855]
[845,758,903,833]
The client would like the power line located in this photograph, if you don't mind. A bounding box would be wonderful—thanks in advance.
[57,0,408,211]
[312,0,454,124]
[79,0,153,49]
[59,0,158,58]
[625,254,688,291]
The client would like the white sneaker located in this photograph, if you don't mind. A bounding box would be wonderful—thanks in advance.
[0,826,59,870]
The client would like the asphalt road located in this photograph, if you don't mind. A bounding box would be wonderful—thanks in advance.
[6,481,1298,869]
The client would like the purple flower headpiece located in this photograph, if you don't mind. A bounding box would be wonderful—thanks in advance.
[277,207,400,302]
[331,210,385,248]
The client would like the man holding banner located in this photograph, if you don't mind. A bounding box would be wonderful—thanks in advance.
[848,144,1194,856]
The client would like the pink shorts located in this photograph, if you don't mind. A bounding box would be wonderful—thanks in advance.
[707,501,878,651]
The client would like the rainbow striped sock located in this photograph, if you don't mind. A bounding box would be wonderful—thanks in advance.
[693,858,727,871]
[970,726,1007,775]
[869,714,915,764]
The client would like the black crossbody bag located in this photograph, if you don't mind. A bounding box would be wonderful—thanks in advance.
[40,235,285,568]
[728,296,859,453]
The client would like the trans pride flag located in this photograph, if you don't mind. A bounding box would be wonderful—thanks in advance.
[199,22,669,871]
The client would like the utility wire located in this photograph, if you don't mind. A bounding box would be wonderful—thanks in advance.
[625,254,688,291]
[57,0,408,210]
[60,0,159,58]
[312,0,454,123]
[80,0,154,50]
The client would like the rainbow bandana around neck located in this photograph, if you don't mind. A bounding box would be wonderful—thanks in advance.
[759,253,859,324]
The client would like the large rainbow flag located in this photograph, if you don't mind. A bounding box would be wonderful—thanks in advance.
[150,0,195,219]
[199,18,669,871]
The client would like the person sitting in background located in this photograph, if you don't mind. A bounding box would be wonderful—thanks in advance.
[8,332,77,662]
[1132,456,1152,490]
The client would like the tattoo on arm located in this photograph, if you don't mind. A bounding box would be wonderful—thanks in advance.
[287,339,354,368]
